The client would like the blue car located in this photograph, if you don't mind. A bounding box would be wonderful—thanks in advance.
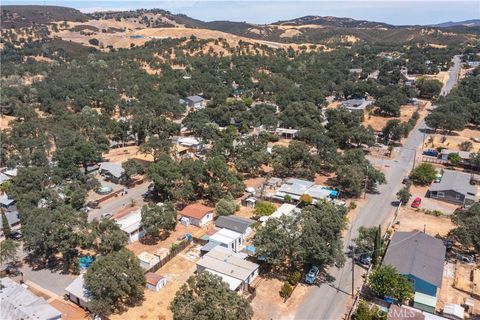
[422,149,438,157]
[305,266,319,284]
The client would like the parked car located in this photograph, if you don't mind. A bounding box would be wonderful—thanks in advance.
[457,254,475,263]
[10,231,23,240]
[102,213,113,219]
[422,149,438,157]
[359,254,372,266]
[411,197,422,208]
[305,266,319,284]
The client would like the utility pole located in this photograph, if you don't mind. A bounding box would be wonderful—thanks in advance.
[351,248,355,296]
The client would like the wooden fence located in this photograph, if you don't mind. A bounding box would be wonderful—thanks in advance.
[148,240,191,273]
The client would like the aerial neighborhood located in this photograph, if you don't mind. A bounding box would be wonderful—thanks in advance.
[0,4,480,320]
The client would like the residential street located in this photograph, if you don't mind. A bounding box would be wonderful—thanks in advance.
[295,55,461,320]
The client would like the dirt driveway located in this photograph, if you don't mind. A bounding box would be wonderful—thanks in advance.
[396,205,455,237]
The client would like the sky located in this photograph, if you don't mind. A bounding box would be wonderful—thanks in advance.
[2,1,479,25]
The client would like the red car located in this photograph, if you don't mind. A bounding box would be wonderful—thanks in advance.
[411,197,422,208]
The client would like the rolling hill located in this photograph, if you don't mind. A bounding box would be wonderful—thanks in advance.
[0,5,88,28]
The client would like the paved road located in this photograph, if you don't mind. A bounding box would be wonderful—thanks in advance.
[295,55,461,320]
[87,181,150,222]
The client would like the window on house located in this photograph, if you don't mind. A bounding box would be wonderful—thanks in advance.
[437,192,445,197]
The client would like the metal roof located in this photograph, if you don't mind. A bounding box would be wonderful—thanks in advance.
[0,277,62,320]
[99,162,125,179]
[429,170,478,201]
[383,231,446,287]
[215,216,254,234]
[115,209,142,234]
[65,275,91,304]
[185,95,204,103]
[197,246,259,284]
[209,228,242,245]
[0,209,20,228]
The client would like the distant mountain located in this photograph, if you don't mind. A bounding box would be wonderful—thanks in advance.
[431,19,480,28]
[272,15,394,29]
[0,5,88,28]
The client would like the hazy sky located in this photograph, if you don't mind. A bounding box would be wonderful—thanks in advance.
[3,1,479,25]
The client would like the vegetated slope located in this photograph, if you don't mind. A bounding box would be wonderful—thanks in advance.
[432,19,480,28]
[272,15,394,29]
[0,5,88,28]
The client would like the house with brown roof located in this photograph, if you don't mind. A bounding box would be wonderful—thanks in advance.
[145,272,167,292]
[180,203,214,227]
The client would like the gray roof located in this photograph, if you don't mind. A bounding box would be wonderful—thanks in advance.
[215,215,254,234]
[201,240,220,252]
[0,209,20,229]
[429,170,478,201]
[0,194,15,208]
[99,162,125,179]
[0,277,62,320]
[65,275,91,304]
[383,231,446,287]
[0,173,11,184]
[185,95,204,103]
[440,149,471,160]
[342,99,366,107]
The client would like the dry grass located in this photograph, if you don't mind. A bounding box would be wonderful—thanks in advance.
[103,146,154,164]
[363,105,420,131]
[110,245,200,320]
[395,205,455,237]
[424,128,480,153]
[0,115,16,130]
[251,278,310,320]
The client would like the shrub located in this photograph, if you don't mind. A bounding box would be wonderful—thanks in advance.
[88,38,99,46]
[299,194,313,205]
[255,201,276,216]
[279,282,293,300]
[289,271,302,286]
[215,198,237,216]
[409,163,436,185]
[458,141,473,152]
[348,201,357,211]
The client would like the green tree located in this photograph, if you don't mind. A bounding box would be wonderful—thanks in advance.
[215,198,238,216]
[84,249,146,316]
[409,163,436,185]
[376,95,401,117]
[396,186,412,205]
[353,300,387,320]
[122,159,143,184]
[353,226,377,253]
[458,141,473,152]
[1,209,12,239]
[416,78,442,99]
[254,201,276,216]
[447,152,461,166]
[170,272,253,320]
[141,203,177,238]
[451,203,480,253]
[279,282,293,300]
[368,265,414,302]
[0,239,19,264]
[371,225,383,266]
[92,219,128,255]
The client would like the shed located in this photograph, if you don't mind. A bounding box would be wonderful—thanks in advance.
[138,252,160,271]
[65,275,91,310]
[145,272,167,292]
[185,95,206,109]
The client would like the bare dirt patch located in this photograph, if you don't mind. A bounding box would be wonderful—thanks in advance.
[0,115,16,130]
[363,104,422,132]
[252,278,310,320]
[424,128,480,153]
[103,146,154,164]
[110,245,199,320]
[395,205,455,237]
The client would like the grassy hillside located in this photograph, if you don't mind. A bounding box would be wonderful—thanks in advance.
[1,5,88,28]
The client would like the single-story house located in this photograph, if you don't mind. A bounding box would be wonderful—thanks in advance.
[439,150,471,163]
[196,246,259,291]
[99,162,125,184]
[273,178,315,201]
[180,203,214,227]
[209,228,244,252]
[0,277,62,320]
[138,252,160,270]
[145,272,167,292]
[115,208,145,243]
[341,98,374,111]
[185,95,206,110]
[65,275,91,310]
[0,194,15,210]
[260,203,298,225]
[428,170,478,205]
[383,231,446,313]
[215,215,254,239]
[274,128,298,139]
[305,185,337,203]
[0,208,20,232]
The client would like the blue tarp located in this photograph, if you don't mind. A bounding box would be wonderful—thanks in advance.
[246,245,256,254]
[79,256,93,269]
